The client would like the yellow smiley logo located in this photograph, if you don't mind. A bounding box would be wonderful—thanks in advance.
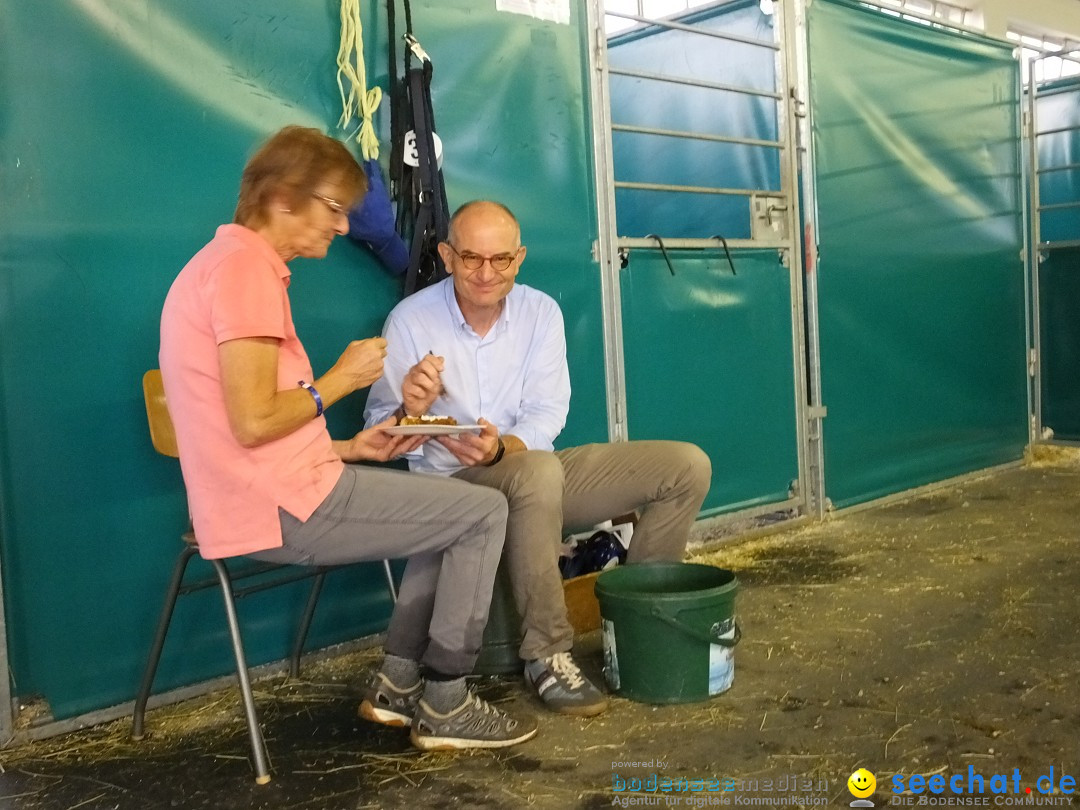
[848,768,876,798]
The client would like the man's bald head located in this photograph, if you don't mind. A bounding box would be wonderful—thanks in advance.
[448,200,521,248]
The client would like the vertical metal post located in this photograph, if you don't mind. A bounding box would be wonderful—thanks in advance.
[585,0,629,442]
[0,551,12,743]
[1025,55,1043,444]
[774,0,812,518]
[0,395,13,742]
[789,0,828,517]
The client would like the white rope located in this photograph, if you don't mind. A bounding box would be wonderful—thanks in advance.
[336,0,381,161]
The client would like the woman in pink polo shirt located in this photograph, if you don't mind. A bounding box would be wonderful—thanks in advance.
[159,126,536,751]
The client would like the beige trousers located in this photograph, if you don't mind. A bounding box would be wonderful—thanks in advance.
[453,440,711,661]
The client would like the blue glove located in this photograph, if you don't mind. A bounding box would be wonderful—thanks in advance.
[348,159,410,275]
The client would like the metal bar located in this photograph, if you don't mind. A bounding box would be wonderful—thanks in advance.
[1039,240,1080,250]
[587,0,629,443]
[852,0,992,39]
[611,123,783,150]
[1028,48,1080,62]
[1037,200,1080,211]
[614,180,765,196]
[0,299,12,741]
[229,569,323,599]
[833,460,1024,517]
[608,66,783,101]
[604,9,779,51]
[792,0,827,519]
[7,634,388,748]
[173,565,318,599]
[289,573,326,680]
[382,559,398,603]
[776,0,813,523]
[1020,36,1080,60]
[0,527,12,744]
[212,561,271,784]
[1036,162,1080,174]
[690,498,805,546]
[1035,123,1080,137]
[618,237,786,250]
[694,513,813,551]
[131,546,199,741]
[1027,56,1043,447]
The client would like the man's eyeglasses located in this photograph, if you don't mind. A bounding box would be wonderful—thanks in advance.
[312,191,348,216]
[446,243,520,272]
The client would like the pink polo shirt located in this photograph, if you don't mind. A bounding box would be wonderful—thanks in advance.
[159,224,344,559]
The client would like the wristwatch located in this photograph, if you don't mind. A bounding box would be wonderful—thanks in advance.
[486,437,506,466]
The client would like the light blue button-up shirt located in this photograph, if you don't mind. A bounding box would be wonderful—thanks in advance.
[364,278,571,475]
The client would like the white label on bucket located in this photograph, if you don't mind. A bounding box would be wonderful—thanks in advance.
[708,617,736,695]
[601,619,620,691]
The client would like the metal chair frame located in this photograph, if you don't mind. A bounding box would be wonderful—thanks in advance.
[131,370,397,784]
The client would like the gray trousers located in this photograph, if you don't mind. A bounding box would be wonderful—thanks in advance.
[250,464,508,676]
[453,441,712,661]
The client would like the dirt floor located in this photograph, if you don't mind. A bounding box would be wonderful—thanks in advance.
[2,449,1079,810]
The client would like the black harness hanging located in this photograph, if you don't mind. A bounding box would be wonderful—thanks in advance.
[387,0,450,297]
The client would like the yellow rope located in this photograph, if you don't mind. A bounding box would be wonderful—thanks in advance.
[336,0,381,161]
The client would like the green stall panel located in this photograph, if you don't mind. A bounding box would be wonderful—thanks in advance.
[809,0,1028,508]
[1039,247,1080,439]
[621,250,799,514]
[0,1,601,720]
[606,2,800,515]
[1033,81,1080,438]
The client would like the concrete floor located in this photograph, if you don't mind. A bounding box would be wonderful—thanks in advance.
[1,451,1078,809]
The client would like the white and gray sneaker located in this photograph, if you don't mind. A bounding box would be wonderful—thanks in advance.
[410,692,539,751]
[359,672,422,727]
[524,652,609,717]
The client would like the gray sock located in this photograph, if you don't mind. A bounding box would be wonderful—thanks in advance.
[379,654,421,689]
[423,677,469,714]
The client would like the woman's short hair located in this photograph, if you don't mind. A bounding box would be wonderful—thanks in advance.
[234,126,367,227]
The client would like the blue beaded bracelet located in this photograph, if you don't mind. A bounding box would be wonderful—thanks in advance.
[298,380,323,417]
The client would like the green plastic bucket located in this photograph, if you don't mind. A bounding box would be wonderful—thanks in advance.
[595,562,740,704]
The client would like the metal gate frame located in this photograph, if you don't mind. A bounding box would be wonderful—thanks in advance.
[584,0,1036,525]
[1025,50,1080,446]
[584,0,820,523]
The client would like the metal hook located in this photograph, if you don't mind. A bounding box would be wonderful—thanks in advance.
[404,33,431,63]
[645,234,676,276]
[709,234,737,276]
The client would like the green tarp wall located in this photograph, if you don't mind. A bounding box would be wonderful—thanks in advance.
[809,0,1028,508]
[619,249,799,514]
[608,3,801,514]
[0,0,602,720]
[1034,80,1080,439]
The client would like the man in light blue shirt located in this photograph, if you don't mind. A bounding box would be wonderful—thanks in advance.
[366,201,711,717]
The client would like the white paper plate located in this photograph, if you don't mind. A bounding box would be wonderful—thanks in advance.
[382,423,482,436]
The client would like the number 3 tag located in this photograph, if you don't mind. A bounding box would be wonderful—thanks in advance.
[403,130,444,169]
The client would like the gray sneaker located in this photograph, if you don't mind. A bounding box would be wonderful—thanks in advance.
[359,672,422,728]
[410,693,538,751]
[524,652,609,717]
